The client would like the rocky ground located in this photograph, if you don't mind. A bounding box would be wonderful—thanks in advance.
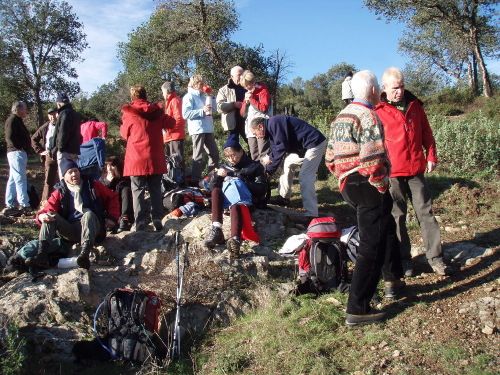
[0,159,498,374]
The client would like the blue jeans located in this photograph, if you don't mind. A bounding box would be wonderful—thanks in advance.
[5,150,30,208]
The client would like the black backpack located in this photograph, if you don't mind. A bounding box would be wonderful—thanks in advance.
[93,288,164,362]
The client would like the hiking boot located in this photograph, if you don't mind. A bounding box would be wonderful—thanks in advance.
[269,195,290,207]
[25,253,50,269]
[117,217,131,233]
[227,236,241,259]
[384,279,405,299]
[345,309,386,326]
[77,243,92,270]
[19,206,33,217]
[429,258,450,276]
[153,219,163,232]
[402,259,414,278]
[204,226,225,249]
[1,206,20,217]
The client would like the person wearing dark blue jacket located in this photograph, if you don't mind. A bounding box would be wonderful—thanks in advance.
[250,115,327,218]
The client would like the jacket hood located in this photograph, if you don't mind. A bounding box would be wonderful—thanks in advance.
[122,99,163,121]
[380,90,422,106]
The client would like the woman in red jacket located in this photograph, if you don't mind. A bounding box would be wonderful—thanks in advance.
[120,85,174,231]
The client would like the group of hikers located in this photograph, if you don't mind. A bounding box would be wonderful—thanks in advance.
[3,64,449,325]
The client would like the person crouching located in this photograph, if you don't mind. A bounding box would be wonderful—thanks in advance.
[204,136,267,258]
[30,159,119,269]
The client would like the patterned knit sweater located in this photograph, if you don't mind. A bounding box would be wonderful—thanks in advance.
[326,102,389,192]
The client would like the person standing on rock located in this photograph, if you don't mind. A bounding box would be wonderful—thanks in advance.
[31,107,59,203]
[327,70,403,325]
[375,67,449,277]
[204,135,267,258]
[2,101,32,217]
[31,159,119,270]
[250,115,327,220]
[121,85,174,232]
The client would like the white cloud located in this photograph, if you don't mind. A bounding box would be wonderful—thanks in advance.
[67,0,155,94]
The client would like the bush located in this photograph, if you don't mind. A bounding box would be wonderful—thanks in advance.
[432,113,499,178]
[0,322,26,375]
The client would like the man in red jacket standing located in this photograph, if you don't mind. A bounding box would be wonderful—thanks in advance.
[376,67,449,276]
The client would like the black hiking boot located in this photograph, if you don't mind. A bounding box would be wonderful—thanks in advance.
[345,309,386,326]
[77,243,92,270]
[204,226,225,249]
[227,236,241,259]
[117,216,131,233]
[384,279,405,299]
[153,219,163,232]
[25,240,51,269]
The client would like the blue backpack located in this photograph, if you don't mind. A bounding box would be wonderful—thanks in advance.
[78,138,106,179]
[222,177,252,208]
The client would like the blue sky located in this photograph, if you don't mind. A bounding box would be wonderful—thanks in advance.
[68,0,499,94]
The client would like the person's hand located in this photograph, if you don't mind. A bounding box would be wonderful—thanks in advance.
[234,101,242,109]
[105,218,117,229]
[244,92,252,103]
[203,105,212,115]
[39,212,56,222]
[217,168,228,177]
[426,161,437,173]
[261,155,271,166]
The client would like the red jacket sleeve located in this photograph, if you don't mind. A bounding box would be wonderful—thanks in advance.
[249,85,270,113]
[97,122,108,139]
[36,189,63,225]
[170,97,184,127]
[93,181,120,222]
[419,106,438,163]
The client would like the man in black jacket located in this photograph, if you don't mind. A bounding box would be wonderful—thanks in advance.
[2,101,32,216]
[50,93,82,178]
[31,108,59,202]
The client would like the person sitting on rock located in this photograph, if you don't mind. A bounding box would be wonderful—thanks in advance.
[101,156,134,232]
[204,135,267,258]
[30,158,119,270]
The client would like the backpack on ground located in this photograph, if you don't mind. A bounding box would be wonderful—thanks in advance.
[162,187,207,212]
[94,288,163,362]
[162,154,184,192]
[296,217,349,294]
[222,177,253,208]
[340,225,359,263]
[78,138,106,179]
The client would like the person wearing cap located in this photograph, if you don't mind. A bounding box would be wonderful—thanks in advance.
[216,66,247,143]
[31,158,119,270]
[31,108,59,202]
[203,135,267,258]
[161,81,186,174]
[250,115,327,219]
[2,101,32,217]
[50,92,82,178]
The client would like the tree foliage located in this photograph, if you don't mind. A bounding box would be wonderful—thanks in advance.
[364,0,499,97]
[0,0,87,125]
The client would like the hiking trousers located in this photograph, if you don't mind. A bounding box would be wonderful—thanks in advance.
[278,140,327,217]
[42,154,58,202]
[341,173,401,315]
[130,174,163,226]
[5,150,30,208]
[191,133,219,183]
[39,211,101,246]
[389,174,442,262]
[247,137,270,161]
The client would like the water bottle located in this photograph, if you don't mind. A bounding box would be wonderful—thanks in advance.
[205,95,212,116]
[57,256,78,269]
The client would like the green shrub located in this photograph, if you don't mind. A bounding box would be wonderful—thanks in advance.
[0,323,26,375]
[431,114,500,178]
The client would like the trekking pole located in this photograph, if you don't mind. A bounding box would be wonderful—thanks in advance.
[171,231,182,359]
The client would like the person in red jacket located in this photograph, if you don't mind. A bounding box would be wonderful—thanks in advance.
[80,117,108,143]
[121,85,175,231]
[161,81,186,174]
[376,67,448,276]
[30,158,119,270]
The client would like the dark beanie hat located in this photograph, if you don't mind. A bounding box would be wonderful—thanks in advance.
[56,92,69,103]
[60,158,79,178]
[47,107,57,114]
[223,134,241,150]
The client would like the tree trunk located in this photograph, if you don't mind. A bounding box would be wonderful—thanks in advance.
[467,54,478,94]
[469,17,492,97]
[34,81,43,127]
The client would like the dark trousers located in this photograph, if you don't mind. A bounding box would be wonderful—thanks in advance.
[229,120,248,145]
[119,185,133,221]
[191,133,219,183]
[211,186,242,238]
[130,174,163,225]
[42,155,58,202]
[341,173,401,315]
[164,140,185,168]
[39,211,101,246]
